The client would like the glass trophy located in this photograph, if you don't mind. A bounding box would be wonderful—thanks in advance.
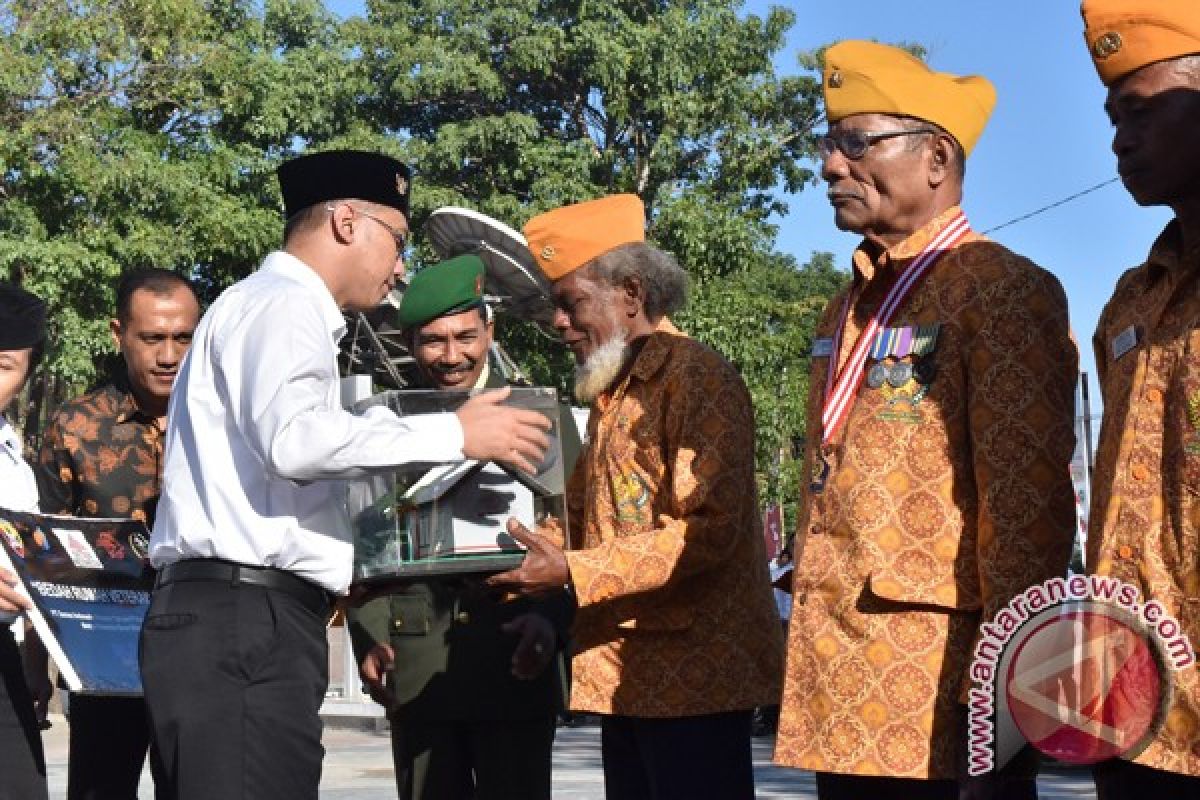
[347,387,567,585]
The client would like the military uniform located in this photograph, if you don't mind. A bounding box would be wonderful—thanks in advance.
[347,254,582,800]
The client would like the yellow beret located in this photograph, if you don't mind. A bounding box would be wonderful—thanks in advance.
[822,40,996,157]
[1081,0,1200,86]
[523,195,645,281]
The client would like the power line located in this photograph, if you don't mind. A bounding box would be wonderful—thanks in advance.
[981,177,1121,236]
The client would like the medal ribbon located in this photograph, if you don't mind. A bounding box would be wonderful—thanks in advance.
[820,211,971,444]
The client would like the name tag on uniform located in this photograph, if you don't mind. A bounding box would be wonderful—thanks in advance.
[1111,325,1138,361]
[811,338,834,358]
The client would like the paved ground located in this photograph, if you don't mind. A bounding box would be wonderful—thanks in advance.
[39,714,1101,798]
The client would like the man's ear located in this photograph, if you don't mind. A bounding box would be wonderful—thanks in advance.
[928,133,956,188]
[109,318,123,352]
[329,203,357,245]
[621,275,644,317]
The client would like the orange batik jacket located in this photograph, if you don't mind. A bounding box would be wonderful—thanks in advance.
[1089,220,1200,776]
[562,322,784,717]
[774,207,1077,778]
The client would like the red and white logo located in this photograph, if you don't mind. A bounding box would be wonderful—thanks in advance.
[1005,606,1163,765]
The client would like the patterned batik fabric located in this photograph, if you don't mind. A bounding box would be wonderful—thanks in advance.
[36,382,163,524]
[1089,219,1200,776]
[563,326,784,718]
[774,206,1078,779]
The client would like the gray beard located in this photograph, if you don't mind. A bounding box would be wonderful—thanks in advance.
[573,334,630,405]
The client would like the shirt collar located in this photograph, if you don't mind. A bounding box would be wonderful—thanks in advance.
[1144,219,1200,281]
[259,251,348,344]
[0,414,16,447]
[112,383,144,425]
[472,362,492,389]
[851,205,966,284]
[629,318,681,382]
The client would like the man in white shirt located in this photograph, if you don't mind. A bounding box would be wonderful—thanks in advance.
[0,282,49,799]
[139,150,551,800]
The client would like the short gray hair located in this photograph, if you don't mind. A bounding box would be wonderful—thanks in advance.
[1169,53,1200,84]
[585,242,688,319]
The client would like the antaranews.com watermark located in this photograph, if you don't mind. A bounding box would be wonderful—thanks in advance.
[967,574,1195,775]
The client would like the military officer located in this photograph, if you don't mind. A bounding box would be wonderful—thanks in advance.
[347,253,580,800]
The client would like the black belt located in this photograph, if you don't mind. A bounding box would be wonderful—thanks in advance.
[155,559,334,619]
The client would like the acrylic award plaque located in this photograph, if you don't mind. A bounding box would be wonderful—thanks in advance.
[347,387,567,585]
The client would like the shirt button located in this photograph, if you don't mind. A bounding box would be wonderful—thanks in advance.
[1146,388,1164,404]
[392,619,405,631]
[1131,465,1149,482]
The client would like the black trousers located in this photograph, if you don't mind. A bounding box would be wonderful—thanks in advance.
[1093,758,1200,799]
[390,716,556,800]
[67,694,162,800]
[139,579,329,800]
[600,710,754,800]
[0,628,47,800]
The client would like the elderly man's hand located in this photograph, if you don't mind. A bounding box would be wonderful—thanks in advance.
[502,613,558,680]
[486,519,569,596]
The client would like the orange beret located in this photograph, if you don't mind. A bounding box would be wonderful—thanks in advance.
[523,195,645,281]
[822,40,996,157]
[1081,0,1200,86]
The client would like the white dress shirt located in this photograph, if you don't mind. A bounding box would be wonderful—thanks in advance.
[0,414,38,514]
[150,251,466,593]
[0,413,37,628]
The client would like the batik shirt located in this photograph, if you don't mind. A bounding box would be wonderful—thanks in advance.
[563,323,784,717]
[774,207,1077,778]
[1089,219,1200,776]
[36,381,163,524]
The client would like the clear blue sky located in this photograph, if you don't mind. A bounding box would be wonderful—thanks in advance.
[750,0,1171,404]
[329,0,1169,401]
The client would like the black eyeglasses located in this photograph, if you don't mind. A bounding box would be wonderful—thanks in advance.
[327,204,409,253]
[817,128,937,161]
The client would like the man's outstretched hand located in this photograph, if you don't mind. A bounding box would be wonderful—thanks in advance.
[457,387,552,475]
[486,519,569,596]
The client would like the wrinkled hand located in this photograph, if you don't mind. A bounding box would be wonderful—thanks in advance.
[0,567,30,615]
[457,387,552,475]
[359,643,396,709]
[486,519,569,596]
[503,613,558,680]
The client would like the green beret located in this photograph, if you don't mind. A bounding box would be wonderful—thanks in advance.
[397,254,486,328]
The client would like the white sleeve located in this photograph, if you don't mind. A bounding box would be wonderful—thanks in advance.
[216,292,465,482]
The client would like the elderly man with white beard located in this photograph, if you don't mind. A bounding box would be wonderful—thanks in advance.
[488,194,783,800]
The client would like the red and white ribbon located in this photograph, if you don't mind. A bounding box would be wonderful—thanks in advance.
[820,211,972,445]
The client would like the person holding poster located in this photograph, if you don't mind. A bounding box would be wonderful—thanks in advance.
[0,282,49,799]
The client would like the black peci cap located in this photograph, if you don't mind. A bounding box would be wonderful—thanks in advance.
[277,150,411,220]
[0,283,46,351]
